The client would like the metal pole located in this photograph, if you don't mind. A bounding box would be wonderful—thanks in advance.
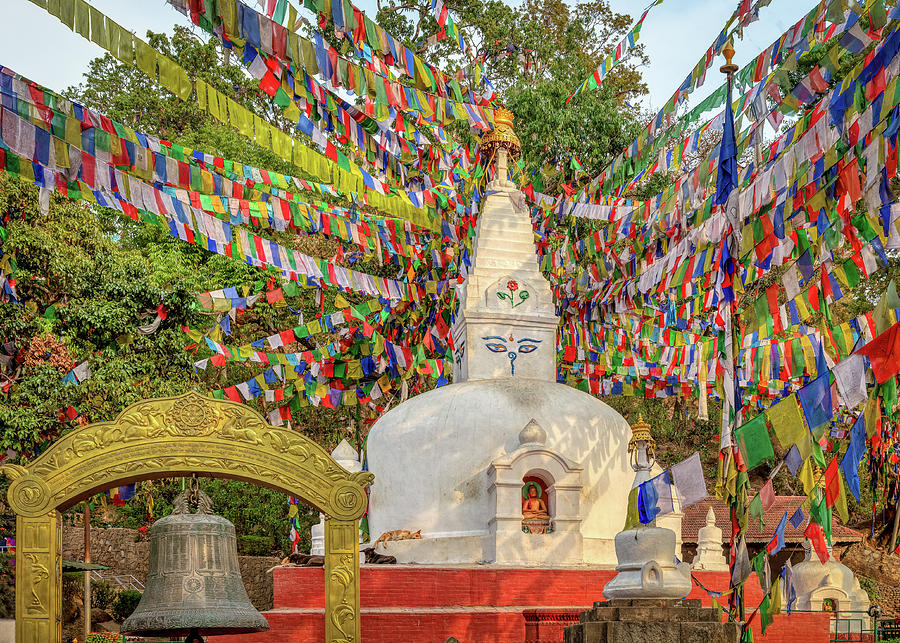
[719,39,743,627]
[83,502,91,642]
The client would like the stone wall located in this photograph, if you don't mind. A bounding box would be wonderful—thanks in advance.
[63,527,279,611]
[839,541,900,615]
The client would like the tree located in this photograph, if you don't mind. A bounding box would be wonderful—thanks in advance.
[375,0,647,189]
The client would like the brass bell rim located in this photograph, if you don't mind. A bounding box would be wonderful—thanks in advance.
[124,626,269,637]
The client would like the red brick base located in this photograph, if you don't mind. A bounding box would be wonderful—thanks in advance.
[211,566,832,643]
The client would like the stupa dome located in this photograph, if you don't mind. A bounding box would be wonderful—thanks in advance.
[366,377,633,564]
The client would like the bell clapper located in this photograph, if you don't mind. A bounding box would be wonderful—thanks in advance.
[184,628,204,643]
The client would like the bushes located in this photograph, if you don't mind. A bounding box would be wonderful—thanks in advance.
[91,581,116,611]
[110,589,142,623]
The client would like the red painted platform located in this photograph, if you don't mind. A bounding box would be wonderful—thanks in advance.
[211,566,831,643]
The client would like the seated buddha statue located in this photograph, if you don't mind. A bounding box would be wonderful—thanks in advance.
[521,482,551,534]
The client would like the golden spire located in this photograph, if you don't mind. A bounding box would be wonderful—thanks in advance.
[481,107,521,159]
[627,414,656,457]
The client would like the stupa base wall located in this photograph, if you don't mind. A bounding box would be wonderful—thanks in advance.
[210,566,832,643]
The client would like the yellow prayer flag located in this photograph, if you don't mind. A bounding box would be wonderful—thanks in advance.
[135,39,157,79]
[53,137,69,169]
[766,394,812,460]
[798,458,816,496]
[196,79,208,111]
[88,5,107,49]
[74,0,89,38]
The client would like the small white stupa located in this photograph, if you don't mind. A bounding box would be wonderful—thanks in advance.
[692,507,729,571]
[365,109,634,566]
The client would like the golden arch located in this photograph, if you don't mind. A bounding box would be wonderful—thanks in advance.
[1,392,372,643]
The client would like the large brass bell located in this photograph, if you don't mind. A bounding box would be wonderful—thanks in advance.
[122,479,269,641]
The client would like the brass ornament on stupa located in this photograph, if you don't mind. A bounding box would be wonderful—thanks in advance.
[481,107,521,161]
[627,413,656,460]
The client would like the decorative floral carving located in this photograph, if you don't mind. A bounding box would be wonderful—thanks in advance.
[24,553,49,614]
[328,553,357,643]
[497,279,530,308]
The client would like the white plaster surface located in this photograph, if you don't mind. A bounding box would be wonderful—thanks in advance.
[787,544,870,621]
[366,377,633,565]
[692,507,729,571]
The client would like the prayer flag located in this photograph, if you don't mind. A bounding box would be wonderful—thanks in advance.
[804,520,830,563]
[736,414,774,469]
[715,73,738,206]
[798,374,833,433]
[670,452,707,508]
[857,322,900,383]
[766,511,789,555]
[767,394,813,460]
[638,470,674,523]
[840,414,866,501]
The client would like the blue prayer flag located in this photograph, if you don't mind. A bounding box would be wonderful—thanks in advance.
[840,414,866,501]
[785,444,803,476]
[714,79,737,206]
[789,507,805,530]
[798,374,833,432]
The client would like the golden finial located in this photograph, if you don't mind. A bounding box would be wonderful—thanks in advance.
[720,40,738,74]
[628,414,656,456]
[481,107,521,159]
[813,465,826,489]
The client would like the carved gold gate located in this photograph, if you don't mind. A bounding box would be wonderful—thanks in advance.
[1,392,372,643]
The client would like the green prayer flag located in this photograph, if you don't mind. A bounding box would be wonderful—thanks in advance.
[624,486,640,530]
[749,492,764,529]
[736,414,774,470]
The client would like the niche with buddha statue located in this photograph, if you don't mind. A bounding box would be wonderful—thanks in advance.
[521,475,553,534]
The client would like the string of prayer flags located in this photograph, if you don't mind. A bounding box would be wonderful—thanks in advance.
[565,1,660,103]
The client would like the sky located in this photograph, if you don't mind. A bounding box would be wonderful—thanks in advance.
[0,0,815,115]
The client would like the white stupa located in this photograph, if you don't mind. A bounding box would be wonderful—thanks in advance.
[365,109,634,566]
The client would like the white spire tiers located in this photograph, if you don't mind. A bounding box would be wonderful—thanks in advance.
[451,184,558,383]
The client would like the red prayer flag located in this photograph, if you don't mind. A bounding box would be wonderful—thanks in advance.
[823,457,840,509]
[804,521,830,563]
[857,322,900,383]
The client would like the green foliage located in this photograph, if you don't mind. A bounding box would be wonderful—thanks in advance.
[0,26,355,555]
[110,589,142,623]
[858,576,881,602]
[91,581,117,612]
[376,0,645,187]
[0,556,14,619]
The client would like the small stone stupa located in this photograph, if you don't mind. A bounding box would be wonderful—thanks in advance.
[603,416,691,599]
[692,507,729,571]
[364,109,635,566]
